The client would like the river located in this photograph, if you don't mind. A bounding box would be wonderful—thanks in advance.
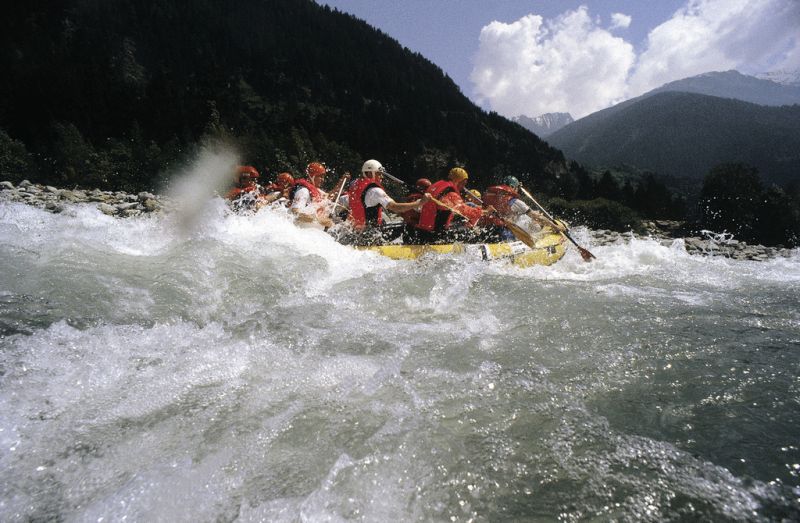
[1,190,799,521]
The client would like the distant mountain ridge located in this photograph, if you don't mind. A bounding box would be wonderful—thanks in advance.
[547,91,800,185]
[756,69,800,87]
[513,113,574,137]
[648,70,800,106]
[546,70,800,185]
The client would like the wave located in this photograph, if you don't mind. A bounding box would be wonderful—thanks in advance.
[2,198,799,521]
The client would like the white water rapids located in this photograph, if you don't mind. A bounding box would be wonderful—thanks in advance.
[1,194,799,521]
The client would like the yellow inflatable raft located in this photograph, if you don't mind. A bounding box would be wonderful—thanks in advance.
[356,226,567,267]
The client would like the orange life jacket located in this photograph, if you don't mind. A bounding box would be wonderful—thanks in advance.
[416,180,458,232]
[347,178,384,229]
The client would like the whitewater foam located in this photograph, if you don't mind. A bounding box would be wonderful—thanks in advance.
[2,197,799,521]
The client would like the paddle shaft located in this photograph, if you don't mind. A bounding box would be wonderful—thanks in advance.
[519,186,595,260]
[329,174,351,214]
[380,170,407,187]
[429,196,470,220]
[430,195,537,249]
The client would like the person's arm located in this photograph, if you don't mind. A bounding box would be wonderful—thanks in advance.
[260,191,283,204]
[524,206,558,229]
[441,192,482,227]
[366,187,429,214]
[510,197,552,228]
[386,197,428,214]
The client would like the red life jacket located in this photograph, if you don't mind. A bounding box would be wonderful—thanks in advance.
[289,179,322,203]
[404,191,423,203]
[482,185,520,215]
[347,178,384,229]
[416,180,458,232]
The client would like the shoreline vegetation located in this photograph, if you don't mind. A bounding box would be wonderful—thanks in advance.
[1,179,795,261]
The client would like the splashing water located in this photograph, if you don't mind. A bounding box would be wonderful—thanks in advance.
[1,192,799,521]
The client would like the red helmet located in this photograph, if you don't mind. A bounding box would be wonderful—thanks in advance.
[276,172,294,186]
[237,165,259,179]
[305,162,327,178]
[415,178,432,191]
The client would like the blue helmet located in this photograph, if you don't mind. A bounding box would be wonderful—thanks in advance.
[502,175,520,188]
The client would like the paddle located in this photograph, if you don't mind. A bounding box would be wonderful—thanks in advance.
[518,185,595,261]
[378,170,406,187]
[429,196,538,250]
[328,173,351,217]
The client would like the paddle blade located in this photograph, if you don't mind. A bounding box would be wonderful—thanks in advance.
[503,220,536,249]
[577,245,596,262]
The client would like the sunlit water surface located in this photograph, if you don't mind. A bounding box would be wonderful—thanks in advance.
[1,199,799,522]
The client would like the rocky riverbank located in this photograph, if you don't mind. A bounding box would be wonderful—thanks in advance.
[0,179,170,217]
[1,180,795,261]
[589,220,795,261]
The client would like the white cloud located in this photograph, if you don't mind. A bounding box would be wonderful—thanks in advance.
[610,13,632,30]
[470,7,635,119]
[471,0,800,119]
[629,0,800,96]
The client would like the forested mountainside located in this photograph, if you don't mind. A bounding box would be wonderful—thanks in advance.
[547,92,800,185]
[1,0,582,195]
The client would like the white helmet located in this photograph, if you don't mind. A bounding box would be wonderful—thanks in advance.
[361,159,384,175]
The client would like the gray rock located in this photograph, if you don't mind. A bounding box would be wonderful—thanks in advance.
[98,203,117,215]
[1,181,14,190]
[60,190,75,200]
[121,209,141,217]
[684,237,706,250]
[138,192,156,201]
[115,202,139,211]
[142,198,160,212]
[45,201,64,213]
[19,180,32,187]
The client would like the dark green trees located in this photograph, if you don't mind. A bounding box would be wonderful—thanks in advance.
[1,0,572,193]
[699,163,799,246]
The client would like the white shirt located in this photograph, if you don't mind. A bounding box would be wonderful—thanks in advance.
[364,187,393,208]
[290,187,330,224]
[290,187,311,209]
[509,197,530,216]
[339,187,393,210]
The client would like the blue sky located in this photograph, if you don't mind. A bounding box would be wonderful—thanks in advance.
[318,0,800,118]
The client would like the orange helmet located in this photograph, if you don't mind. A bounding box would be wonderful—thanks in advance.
[415,178,432,191]
[305,162,327,178]
[276,172,294,186]
[236,165,259,180]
